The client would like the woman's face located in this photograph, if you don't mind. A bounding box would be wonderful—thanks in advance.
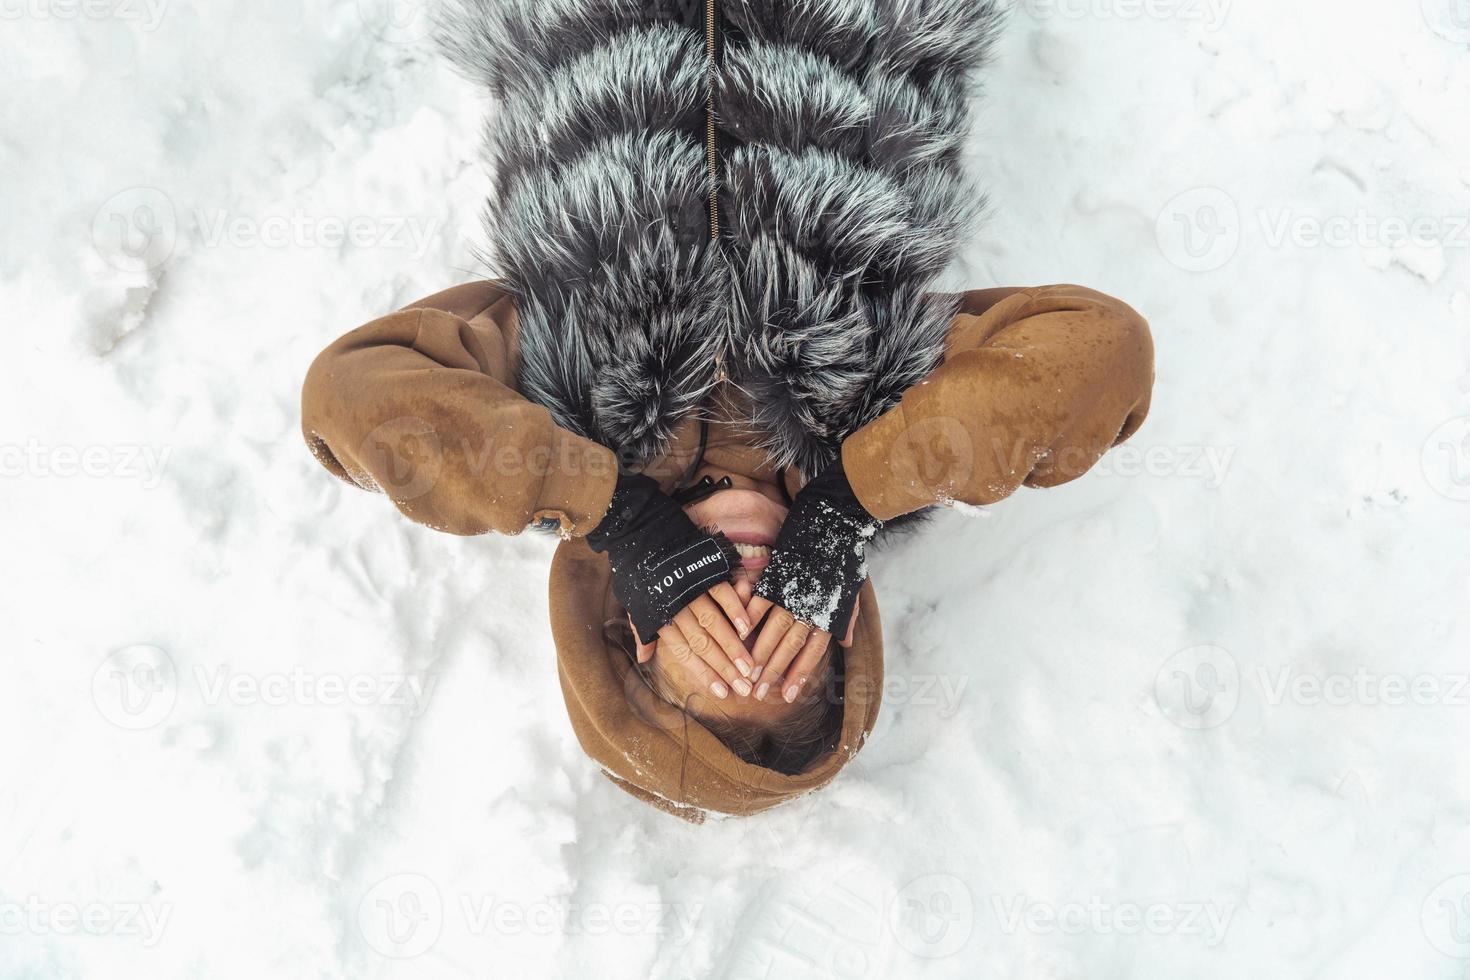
[646,465,821,727]
[679,465,790,595]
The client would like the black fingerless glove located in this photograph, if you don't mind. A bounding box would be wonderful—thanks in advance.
[586,473,740,645]
[754,459,882,635]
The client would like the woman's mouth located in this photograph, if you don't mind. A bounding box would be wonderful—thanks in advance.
[682,486,788,574]
[732,541,770,571]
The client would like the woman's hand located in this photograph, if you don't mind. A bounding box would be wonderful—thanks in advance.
[630,583,755,699]
[744,595,860,702]
[590,473,741,646]
[750,460,880,644]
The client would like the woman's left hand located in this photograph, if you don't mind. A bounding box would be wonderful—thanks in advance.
[744,595,859,702]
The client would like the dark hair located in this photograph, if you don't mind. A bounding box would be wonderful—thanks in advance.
[604,619,845,776]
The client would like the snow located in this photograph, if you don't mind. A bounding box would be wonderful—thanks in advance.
[3,1,1469,977]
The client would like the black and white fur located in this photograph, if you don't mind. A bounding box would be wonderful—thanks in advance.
[439,0,1005,476]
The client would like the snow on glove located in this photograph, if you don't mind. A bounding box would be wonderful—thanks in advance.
[586,473,740,645]
[754,459,882,635]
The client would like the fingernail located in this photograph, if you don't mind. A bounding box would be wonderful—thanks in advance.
[733,678,752,697]
[710,681,729,699]
[735,618,750,638]
[751,665,763,683]
[756,682,770,701]
[735,659,751,678]
[783,683,799,703]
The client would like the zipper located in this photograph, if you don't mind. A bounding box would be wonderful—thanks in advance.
[706,0,728,384]
[705,0,720,241]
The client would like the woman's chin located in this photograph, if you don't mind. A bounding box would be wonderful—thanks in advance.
[684,489,788,550]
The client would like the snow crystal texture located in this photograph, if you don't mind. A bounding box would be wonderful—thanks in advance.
[2,1,1469,977]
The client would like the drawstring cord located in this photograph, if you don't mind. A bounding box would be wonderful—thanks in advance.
[669,417,795,507]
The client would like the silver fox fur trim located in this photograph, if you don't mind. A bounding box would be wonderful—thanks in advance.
[439,0,1005,475]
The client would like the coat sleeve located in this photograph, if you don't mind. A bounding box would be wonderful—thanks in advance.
[840,284,1155,521]
[300,281,617,536]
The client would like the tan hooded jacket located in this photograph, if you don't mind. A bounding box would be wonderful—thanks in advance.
[301,281,1154,819]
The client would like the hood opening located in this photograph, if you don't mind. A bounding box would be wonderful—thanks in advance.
[550,538,883,819]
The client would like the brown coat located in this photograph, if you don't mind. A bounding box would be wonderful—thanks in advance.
[301,282,1154,818]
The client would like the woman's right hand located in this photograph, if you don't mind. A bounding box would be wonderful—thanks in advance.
[630,583,755,700]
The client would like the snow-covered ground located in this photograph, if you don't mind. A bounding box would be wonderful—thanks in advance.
[3,0,1469,977]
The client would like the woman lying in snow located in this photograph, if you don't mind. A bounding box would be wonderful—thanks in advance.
[300,1,1154,820]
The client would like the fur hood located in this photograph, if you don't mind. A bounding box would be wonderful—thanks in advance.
[440,0,1004,476]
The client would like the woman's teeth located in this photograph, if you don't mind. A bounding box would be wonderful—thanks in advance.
[734,543,770,560]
